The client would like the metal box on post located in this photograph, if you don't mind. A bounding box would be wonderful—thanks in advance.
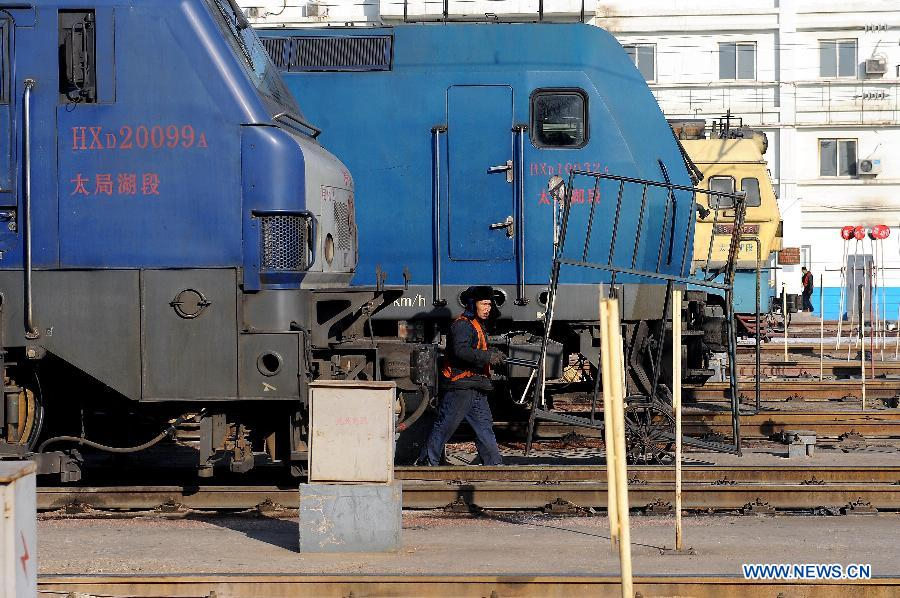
[308,380,396,483]
[1,461,36,598]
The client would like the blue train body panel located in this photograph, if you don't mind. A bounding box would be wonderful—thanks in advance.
[263,24,694,291]
[0,1,352,289]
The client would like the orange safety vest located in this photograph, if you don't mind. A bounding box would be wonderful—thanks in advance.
[441,315,491,382]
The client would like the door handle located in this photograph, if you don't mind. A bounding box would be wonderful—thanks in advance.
[487,160,514,183]
[489,215,514,238]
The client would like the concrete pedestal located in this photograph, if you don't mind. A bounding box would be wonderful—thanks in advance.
[298,481,402,552]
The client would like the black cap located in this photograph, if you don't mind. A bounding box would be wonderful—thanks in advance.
[460,285,495,304]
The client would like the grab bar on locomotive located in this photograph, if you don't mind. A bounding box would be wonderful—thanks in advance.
[514,124,527,305]
[431,125,447,307]
[23,78,38,339]
[273,112,322,139]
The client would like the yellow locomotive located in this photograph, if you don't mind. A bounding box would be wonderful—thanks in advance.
[671,117,782,275]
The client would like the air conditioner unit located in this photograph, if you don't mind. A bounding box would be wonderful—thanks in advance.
[858,157,882,176]
[865,57,887,75]
[305,2,326,18]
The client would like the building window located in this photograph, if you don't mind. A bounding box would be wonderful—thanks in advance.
[624,44,655,82]
[819,139,857,176]
[820,39,857,78]
[530,89,588,148]
[719,42,756,80]
[800,245,812,270]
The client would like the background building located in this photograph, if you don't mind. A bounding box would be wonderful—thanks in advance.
[242,0,900,317]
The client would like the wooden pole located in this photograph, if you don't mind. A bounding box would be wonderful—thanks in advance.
[601,298,632,597]
[895,305,899,360]
[600,299,618,549]
[819,274,824,381]
[672,289,683,550]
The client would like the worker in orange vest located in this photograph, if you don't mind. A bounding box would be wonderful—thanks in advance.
[418,286,506,466]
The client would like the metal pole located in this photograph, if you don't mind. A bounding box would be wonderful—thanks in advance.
[860,284,866,411]
[849,240,859,355]
[820,273,824,381]
[782,285,788,362]
[672,289,683,551]
[880,242,885,356]
[870,261,876,380]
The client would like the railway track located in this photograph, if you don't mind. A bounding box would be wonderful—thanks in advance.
[502,410,900,440]
[687,380,900,402]
[36,574,900,598]
[736,359,900,379]
[36,465,900,513]
[737,342,897,360]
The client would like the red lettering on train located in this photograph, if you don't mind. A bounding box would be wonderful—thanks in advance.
[141,173,160,195]
[70,124,209,151]
[118,173,137,195]
[94,174,113,195]
[70,174,90,196]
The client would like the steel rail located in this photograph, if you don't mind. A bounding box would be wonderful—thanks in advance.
[736,359,900,379]
[392,465,900,484]
[36,480,900,512]
[38,574,900,598]
[495,409,900,438]
[688,380,900,402]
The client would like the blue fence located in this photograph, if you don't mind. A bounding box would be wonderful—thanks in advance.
[808,287,900,321]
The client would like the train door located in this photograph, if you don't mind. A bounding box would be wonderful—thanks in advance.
[0,19,14,253]
[447,85,515,262]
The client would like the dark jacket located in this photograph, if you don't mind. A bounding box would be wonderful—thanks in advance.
[442,316,494,392]
[802,271,813,295]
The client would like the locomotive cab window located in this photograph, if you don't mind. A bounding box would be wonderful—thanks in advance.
[740,177,761,207]
[59,10,97,103]
[707,176,735,209]
[530,90,587,148]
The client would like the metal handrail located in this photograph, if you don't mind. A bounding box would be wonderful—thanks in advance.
[525,166,748,456]
[23,78,38,339]
[431,125,447,307]
[400,0,587,23]
[513,124,527,305]
[273,111,322,139]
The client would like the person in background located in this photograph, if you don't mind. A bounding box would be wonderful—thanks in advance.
[801,266,814,312]
[418,286,506,466]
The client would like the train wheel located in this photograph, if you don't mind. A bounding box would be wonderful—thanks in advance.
[623,401,674,465]
[3,365,44,451]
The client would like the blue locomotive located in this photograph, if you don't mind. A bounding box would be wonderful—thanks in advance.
[0,0,386,479]
[261,24,738,461]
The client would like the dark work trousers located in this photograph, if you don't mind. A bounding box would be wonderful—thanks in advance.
[420,388,503,466]
[802,291,814,312]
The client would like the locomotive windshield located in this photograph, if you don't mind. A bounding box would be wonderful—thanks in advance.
[206,0,305,122]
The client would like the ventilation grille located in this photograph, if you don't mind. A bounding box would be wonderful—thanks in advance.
[261,35,392,72]
[333,201,352,251]
[260,215,308,271]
